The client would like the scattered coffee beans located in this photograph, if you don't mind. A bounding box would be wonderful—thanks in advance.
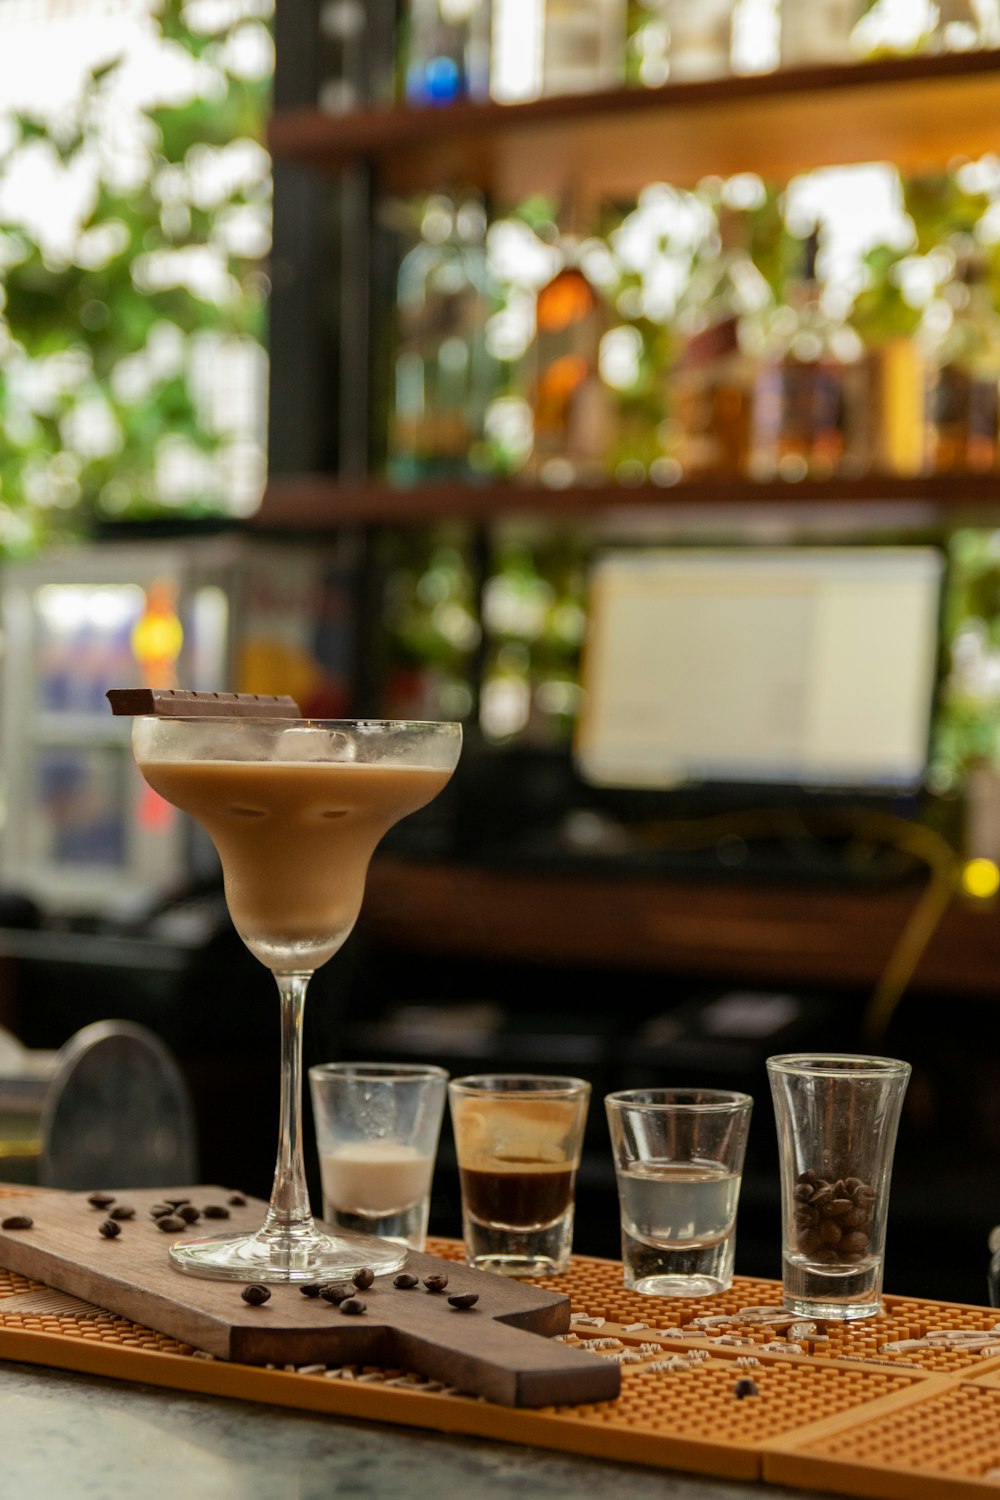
[99,1219,121,1239]
[300,1283,323,1298]
[733,1377,759,1399]
[177,1205,201,1224]
[2,1215,33,1230]
[352,1267,375,1291]
[447,1293,479,1310]
[202,1205,230,1220]
[423,1273,448,1293]
[109,1205,135,1221]
[794,1171,875,1265]
[393,1273,419,1290]
[164,1198,190,1209]
[156,1215,186,1233]
[228,1194,247,1207]
[149,1204,173,1219]
[339,1297,366,1315]
[241,1284,271,1306]
[87,1193,115,1210]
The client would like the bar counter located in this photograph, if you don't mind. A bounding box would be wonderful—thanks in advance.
[0,1358,825,1499]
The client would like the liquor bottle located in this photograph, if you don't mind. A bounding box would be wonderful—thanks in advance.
[779,0,866,66]
[749,226,867,481]
[492,0,627,100]
[387,193,499,484]
[923,250,1000,475]
[522,223,617,486]
[849,243,925,477]
[666,0,735,81]
[667,206,770,478]
[403,0,492,105]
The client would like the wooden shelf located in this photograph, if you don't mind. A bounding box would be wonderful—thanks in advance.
[363,855,1000,997]
[269,50,1000,199]
[255,471,1000,530]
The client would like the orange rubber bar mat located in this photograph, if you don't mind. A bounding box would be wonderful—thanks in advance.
[1,1200,999,1496]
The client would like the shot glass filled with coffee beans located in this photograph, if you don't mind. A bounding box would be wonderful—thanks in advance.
[768,1054,910,1320]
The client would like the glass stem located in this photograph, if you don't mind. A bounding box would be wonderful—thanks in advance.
[261,970,314,1241]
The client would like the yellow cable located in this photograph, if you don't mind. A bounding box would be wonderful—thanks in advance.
[628,805,961,1047]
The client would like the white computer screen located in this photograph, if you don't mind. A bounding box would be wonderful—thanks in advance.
[575,547,944,791]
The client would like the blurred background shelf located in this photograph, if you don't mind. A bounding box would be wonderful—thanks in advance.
[269,50,1000,199]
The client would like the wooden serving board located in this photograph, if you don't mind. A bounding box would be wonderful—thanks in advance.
[0,1187,620,1408]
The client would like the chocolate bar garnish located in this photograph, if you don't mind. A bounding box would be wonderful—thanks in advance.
[107,689,301,718]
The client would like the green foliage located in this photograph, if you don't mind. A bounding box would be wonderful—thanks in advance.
[0,0,273,555]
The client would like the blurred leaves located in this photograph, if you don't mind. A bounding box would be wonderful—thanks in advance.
[0,0,272,554]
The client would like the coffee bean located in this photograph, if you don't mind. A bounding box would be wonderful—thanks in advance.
[393,1272,419,1289]
[99,1219,121,1238]
[797,1169,817,1187]
[423,1273,448,1293]
[201,1205,230,1219]
[241,1284,270,1306]
[840,1231,870,1258]
[87,1193,115,1210]
[176,1205,201,1224]
[227,1194,247,1207]
[320,1282,353,1304]
[819,1220,842,1247]
[300,1283,323,1298]
[352,1267,375,1290]
[826,1198,853,1217]
[156,1215,186,1232]
[339,1297,366,1315]
[448,1293,479,1310]
[733,1377,759,1399]
[109,1206,135,1221]
[811,1184,834,1207]
[2,1215,33,1230]
[164,1198,191,1208]
[150,1204,174,1219]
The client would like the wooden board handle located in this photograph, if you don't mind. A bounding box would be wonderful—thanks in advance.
[390,1312,621,1408]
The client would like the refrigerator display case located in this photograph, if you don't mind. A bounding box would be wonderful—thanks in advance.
[0,534,355,919]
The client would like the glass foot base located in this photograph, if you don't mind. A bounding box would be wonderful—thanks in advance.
[168,1226,408,1283]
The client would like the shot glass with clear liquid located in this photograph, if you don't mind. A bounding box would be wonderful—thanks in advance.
[309,1062,448,1251]
[605,1088,753,1297]
[767,1053,910,1321]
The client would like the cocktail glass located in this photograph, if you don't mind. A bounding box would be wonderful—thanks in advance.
[131,715,461,1281]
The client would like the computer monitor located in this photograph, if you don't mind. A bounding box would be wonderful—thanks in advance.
[575,546,944,794]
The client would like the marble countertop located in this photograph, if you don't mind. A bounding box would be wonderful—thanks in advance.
[0,1359,833,1500]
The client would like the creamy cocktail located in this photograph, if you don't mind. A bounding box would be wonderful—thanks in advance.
[138,757,452,971]
[130,715,461,1282]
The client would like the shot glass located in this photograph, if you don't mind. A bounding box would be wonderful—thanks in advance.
[308,1062,448,1251]
[767,1053,911,1320]
[605,1088,753,1296]
[448,1074,591,1276]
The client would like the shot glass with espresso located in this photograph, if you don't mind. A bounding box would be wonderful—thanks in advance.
[448,1074,591,1276]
